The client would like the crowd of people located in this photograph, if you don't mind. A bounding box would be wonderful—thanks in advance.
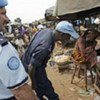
[0,0,100,100]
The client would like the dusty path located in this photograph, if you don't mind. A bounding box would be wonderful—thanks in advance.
[46,65,93,100]
[45,40,100,100]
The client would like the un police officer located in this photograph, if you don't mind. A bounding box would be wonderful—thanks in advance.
[0,0,38,100]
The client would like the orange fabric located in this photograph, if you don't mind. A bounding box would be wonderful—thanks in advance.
[72,37,97,67]
[72,49,86,64]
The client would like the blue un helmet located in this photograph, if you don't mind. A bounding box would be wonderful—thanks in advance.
[0,0,8,7]
[55,21,79,39]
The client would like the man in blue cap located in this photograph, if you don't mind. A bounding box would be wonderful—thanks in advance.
[55,21,79,39]
[55,21,79,47]
[0,0,38,99]
[22,20,79,100]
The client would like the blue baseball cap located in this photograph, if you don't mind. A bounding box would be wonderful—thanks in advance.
[0,0,8,7]
[55,21,79,39]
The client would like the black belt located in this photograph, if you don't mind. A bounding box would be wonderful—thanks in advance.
[1,96,16,100]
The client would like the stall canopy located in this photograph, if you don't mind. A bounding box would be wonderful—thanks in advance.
[53,0,100,20]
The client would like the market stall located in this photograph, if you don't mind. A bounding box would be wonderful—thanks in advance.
[53,0,100,20]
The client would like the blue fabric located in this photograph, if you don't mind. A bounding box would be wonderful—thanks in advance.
[22,29,55,70]
[56,21,79,39]
[31,48,51,67]
[0,0,8,7]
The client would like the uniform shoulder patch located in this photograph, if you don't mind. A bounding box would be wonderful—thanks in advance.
[7,56,20,70]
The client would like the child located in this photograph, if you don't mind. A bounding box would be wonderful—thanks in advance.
[71,29,100,90]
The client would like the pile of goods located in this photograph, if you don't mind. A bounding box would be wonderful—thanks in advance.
[54,54,72,66]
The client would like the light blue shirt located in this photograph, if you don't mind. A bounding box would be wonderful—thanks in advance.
[0,42,28,99]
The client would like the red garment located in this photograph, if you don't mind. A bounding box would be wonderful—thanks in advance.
[75,37,97,67]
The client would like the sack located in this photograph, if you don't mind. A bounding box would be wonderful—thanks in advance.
[72,49,86,64]
[54,55,72,65]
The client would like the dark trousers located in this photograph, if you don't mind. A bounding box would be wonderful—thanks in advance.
[1,97,16,100]
[31,67,59,100]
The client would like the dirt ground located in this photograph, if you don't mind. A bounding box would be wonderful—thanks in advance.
[28,41,100,100]
[46,65,92,100]
[45,40,100,100]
